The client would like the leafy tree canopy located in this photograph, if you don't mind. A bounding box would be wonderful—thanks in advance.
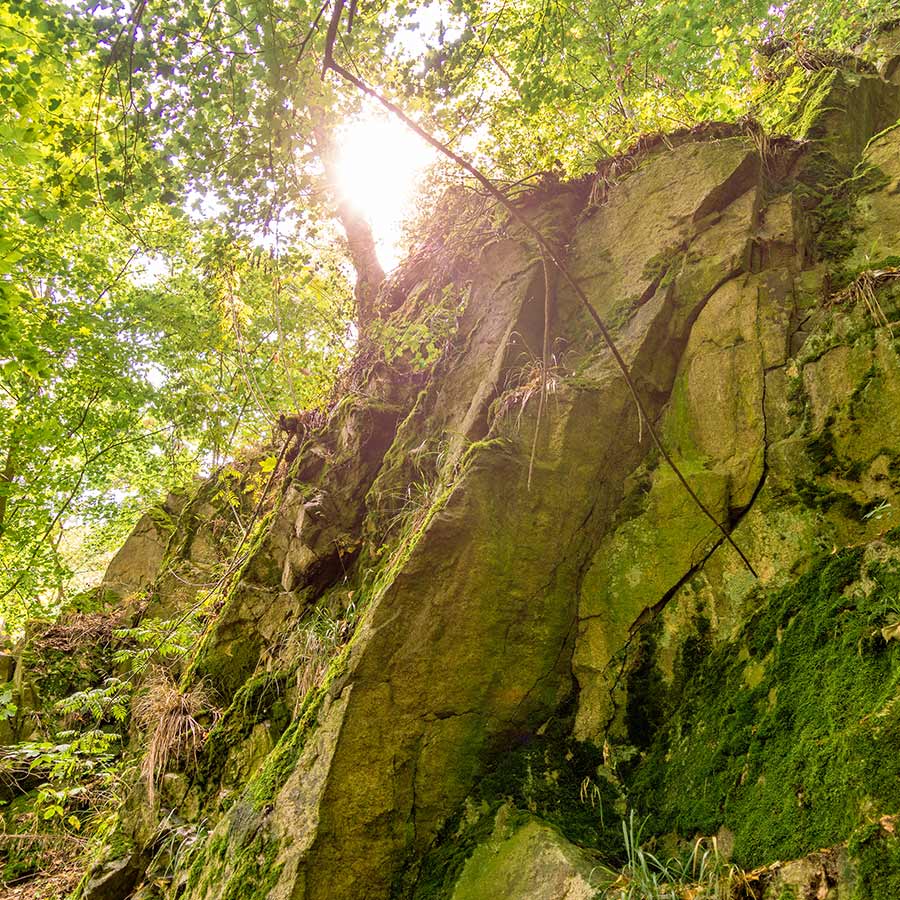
[0,0,350,620]
[1,0,898,623]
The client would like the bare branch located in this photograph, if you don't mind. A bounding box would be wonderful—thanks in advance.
[321,19,757,577]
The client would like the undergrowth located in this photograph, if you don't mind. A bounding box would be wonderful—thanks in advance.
[132,668,218,807]
[598,812,758,900]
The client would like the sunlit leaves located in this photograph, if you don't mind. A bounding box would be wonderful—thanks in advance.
[0,1,352,624]
[3,0,898,627]
[386,0,900,174]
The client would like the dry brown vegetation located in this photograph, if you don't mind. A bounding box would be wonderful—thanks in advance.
[132,669,217,806]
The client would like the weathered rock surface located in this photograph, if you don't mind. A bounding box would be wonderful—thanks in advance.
[450,809,601,900]
[81,855,141,900]
[58,31,900,900]
[100,493,186,599]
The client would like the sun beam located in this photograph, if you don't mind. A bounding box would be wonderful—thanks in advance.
[333,108,435,271]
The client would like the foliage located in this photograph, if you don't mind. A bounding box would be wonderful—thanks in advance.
[0,724,125,893]
[55,677,132,726]
[113,609,211,669]
[0,722,125,852]
[626,548,900,867]
[599,812,749,899]
[82,0,900,201]
[0,1,352,625]
[409,0,900,173]
[369,310,456,370]
[0,686,17,723]
[2,0,897,627]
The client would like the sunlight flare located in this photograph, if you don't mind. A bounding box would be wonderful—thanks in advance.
[333,108,435,270]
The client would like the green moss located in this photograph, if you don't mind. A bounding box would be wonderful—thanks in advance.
[612,472,653,526]
[244,643,351,809]
[184,512,276,697]
[405,809,500,900]
[198,670,290,789]
[627,547,900,866]
[783,69,897,285]
[147,504,177,537]
[190,631,263,703]
[641,245,685,287]
[850,822,900,899]
[794,476,868,520]
[848,365,881,421]
[409,711,624,899]
[670,613,711,697]
[106,830,135,860]
[186,820,282,898]
[780,69,840,140]
[598,244,687,332]
[812,188,861,268]
[220,831,283,900]
[803,160,895,286]
[624,622,668,749]
[23,637,114,709]
[456,437,510,472]
[477,720,620,851]
[806,416,840,474]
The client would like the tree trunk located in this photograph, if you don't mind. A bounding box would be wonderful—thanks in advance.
[0,433,17,541]
[312,121,385,327]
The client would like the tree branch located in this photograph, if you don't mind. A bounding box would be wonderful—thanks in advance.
[0,432,18,539]
[321,3,757,577]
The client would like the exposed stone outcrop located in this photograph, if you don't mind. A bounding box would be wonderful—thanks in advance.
[28,30,900,900]
[449,808,602,900]
[101,493,187,600]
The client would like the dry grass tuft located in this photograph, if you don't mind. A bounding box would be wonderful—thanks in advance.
[33,611,127,653]
[0,829,86,898]
[832,267,900,333]
[132,669,217,807]
[492,355,562,429]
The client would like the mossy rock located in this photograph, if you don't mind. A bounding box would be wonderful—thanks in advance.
[627,546,900,867]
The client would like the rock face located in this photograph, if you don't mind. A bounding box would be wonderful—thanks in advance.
[70,37,900,900]
[449,808,601,900]
[100,494,185,600]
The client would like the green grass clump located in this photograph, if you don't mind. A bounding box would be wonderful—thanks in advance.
[599,811,749,900]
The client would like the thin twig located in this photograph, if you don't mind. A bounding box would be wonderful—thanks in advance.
[321,1,757,577]
[527,249,552,489]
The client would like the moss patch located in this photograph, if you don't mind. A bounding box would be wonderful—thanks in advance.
[628,547,900,866]
[624,621,668,749]
[407,713,624,900]
[850,820,900,899]
[405,807,501,900]
[220,830,283,900]
[244,643,351,809]
[198,670,291,790]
